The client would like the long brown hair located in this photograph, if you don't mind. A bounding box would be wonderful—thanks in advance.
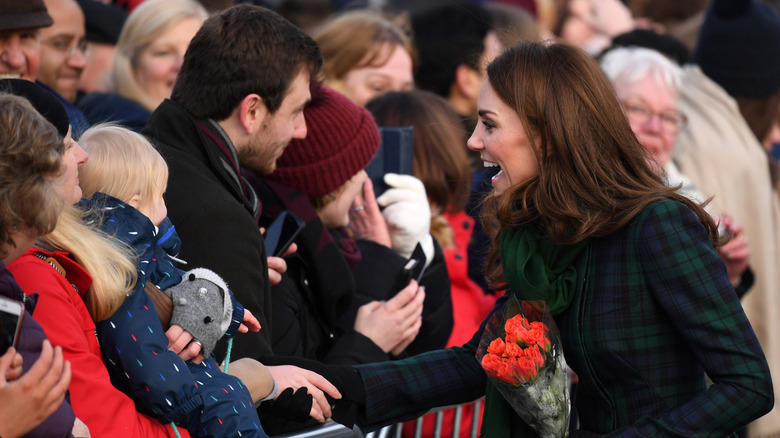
[480,40,721,289]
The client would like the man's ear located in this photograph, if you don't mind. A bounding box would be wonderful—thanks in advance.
[454,64,483,101]
[238,94,269,134]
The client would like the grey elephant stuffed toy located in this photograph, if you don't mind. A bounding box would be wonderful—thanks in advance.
[163,268,234,357]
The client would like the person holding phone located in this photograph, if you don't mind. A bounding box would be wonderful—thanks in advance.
[247,81,453,373]
[0,90,83,437]
[310,39,772,437]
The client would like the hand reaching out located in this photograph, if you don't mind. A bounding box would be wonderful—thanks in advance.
[266,365,342,423]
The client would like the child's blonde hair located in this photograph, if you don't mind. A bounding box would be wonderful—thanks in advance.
[43,204,138,321]
[78,124,169,208]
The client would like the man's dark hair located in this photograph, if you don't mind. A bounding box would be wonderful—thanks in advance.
[411,2,492,98]
[171,4,322,121]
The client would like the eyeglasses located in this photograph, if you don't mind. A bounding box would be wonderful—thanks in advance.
[42,37,90,58]
[620,100,688,135]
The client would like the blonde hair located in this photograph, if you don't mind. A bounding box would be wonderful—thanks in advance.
[314,9,415,84]
[78,124,169,210]
[42,204,137,321]
[111,0,208,111]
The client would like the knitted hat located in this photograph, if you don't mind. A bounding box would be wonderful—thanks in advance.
[77,0,128,44]
[0,79,69,137]
[693,0,780,98]
[269,81,380,198]
[0,0,52,31]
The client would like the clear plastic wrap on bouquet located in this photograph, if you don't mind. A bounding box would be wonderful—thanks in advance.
[476,296,570,437]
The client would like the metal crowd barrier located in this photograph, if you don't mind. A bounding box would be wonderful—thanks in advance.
[271,398,484,438]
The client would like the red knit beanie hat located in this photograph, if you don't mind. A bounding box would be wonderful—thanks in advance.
[269,81,380,198]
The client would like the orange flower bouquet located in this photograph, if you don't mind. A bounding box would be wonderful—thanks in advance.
[476,297,570,437]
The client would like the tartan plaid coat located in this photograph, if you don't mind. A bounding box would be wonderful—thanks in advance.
[355,200,773,436]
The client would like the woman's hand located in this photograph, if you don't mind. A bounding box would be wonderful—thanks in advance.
[267,365,342,423]
[716,216,750,287]
[349,177,392,247]
[165,325,205,364]
[0,342,71,438]
[353,280,425,355]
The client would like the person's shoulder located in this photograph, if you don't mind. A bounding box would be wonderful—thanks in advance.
[642,199,690,216]
[628,199,705,243]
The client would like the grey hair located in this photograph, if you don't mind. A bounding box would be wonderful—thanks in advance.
[600,46,683,98]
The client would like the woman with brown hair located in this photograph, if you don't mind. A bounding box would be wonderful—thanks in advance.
[367,89,497,438]
[313,9,415,107]
[0,85,78,438]
[317,39,773,437]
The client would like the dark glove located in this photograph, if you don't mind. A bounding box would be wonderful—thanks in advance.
[257,387,319,435]
[315,364,366,428]
[256,356,368,428]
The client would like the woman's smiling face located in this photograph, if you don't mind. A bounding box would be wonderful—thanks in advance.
[467,81,539,195]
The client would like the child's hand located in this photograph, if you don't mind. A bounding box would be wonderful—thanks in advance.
[237,309,261,333]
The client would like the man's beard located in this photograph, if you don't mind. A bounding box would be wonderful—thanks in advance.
[239,142,283,176]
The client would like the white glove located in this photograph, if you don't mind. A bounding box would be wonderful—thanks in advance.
[376,173,435,265]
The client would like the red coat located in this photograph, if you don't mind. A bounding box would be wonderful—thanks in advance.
[403,211,498,437]
[8,248,187,438]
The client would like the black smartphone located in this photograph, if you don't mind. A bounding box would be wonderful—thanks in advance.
[365,126,414,198]
[0,296,24,356]
[264,210,305,257]
[392,242,427,292]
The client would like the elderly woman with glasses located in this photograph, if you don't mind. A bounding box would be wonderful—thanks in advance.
[601,46,753,295]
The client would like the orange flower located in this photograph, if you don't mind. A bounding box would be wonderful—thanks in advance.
[530,321,548,334]
[487,338,506,356]
[505,315,530,345]
[510,356,538,381]
[481,354,504,378]
[504,341,524,358]
[525,345,545,368]
[505,315,530,333]
[520,326,551,351]
[496,358,517,384]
